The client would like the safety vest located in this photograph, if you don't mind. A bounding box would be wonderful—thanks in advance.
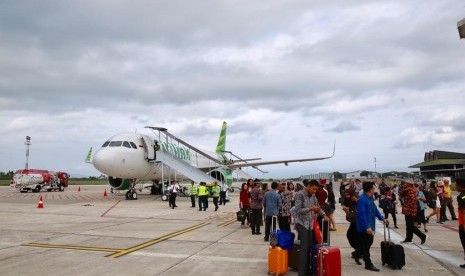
[190,185,198,196]
[198,185,208,196]
[212,186,220,197]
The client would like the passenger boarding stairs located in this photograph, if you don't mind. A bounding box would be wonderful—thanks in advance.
[145,126,220,184]
[153,150,218,184]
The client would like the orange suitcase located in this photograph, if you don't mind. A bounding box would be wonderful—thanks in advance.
[268,245,288,275]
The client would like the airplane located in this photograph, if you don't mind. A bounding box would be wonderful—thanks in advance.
[89,122,335,200]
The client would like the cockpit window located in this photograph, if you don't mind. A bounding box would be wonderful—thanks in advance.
[102,141,110,147]
[122,141,131,148]
[109,141,122,147]
[130,142,137,149]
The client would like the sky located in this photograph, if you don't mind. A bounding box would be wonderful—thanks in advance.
[1,0,465,179]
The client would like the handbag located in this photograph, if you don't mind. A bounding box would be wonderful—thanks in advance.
[236,210,246,221]
[346,209,356,223]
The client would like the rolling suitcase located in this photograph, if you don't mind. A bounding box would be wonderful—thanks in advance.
[316,219,341,276]
[268,216,288,275]
[381,225,405,270]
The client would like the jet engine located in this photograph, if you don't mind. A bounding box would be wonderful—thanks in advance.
[108,177,131,190]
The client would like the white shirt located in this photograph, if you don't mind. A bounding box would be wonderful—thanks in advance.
[221,183,228,192]
[169,183,180,193]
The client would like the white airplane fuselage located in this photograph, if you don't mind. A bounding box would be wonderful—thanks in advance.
[93,133,223,181]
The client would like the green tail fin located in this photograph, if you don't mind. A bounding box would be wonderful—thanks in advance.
[215,122,227,153]
[85,147,93,163]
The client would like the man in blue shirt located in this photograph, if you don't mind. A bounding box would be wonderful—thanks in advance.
[354,181,389,272]
[263,181,282,242]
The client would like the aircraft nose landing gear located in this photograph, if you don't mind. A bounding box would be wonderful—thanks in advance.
[125,189,138,200]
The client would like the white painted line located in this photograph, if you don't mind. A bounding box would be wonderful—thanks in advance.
[375,220,464,268]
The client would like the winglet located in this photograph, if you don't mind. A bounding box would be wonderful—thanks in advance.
[215,121,227,153]
[85,147,93,163]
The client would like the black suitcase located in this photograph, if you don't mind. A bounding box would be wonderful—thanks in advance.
[381,225,405,270]
[288,240,300,270]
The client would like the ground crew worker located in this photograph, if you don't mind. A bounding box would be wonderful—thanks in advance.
[219,181,228,205]
[190,181,197,208]
[198,182,208,211]
[212,181,220,211]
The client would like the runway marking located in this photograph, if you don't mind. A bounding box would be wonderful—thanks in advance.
[441,224,459,233]
[23,242,123,253]
[100,200,121,217]
[108,221,210,258]
[218,218,237,227]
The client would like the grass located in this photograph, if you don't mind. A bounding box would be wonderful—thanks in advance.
[0,178,108,187]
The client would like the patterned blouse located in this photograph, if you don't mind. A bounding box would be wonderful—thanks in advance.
[279,190,292,217]
[400,186,418,217]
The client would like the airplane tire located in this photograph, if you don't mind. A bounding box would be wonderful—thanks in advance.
[32,186,41,193]
[59,185,65,192]
[125,191,131,200]
[229,187,235,193]
[20,190,28,193]
[132,192,138,200]
[161,195,168,201]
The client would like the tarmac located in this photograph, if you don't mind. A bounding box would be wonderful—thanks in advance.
[0,184,464,276]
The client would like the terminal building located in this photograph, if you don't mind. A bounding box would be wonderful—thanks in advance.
[409,150,465,179]
[300,172,333,181]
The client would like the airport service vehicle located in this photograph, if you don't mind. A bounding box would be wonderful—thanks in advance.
[89,122,335,200]
[13,169,69,193]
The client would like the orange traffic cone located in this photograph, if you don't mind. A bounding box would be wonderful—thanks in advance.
[78,186,81,192]
[37,197,44,208]
[103,189,107,198]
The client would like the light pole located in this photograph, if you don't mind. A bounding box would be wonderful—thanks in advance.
[374,156,377,177]
[25,136,31,170]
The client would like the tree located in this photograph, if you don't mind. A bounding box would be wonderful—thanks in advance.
[333,171,344,179]
[360,170,370,177]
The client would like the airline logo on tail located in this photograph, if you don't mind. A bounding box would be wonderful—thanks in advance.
[215,122,227,153]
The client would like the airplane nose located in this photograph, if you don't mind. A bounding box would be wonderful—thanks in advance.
[93,148,114,175]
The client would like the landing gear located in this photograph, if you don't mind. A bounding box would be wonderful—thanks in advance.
[125,180,138,200]
[125,189,138,200]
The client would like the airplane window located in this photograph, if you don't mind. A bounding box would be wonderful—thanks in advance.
[109,141,122,147]
[130,142,137,149]
[102,141,110,147]
[123,141,131,148]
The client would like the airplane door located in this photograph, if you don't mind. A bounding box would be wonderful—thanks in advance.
[140,136,155,161]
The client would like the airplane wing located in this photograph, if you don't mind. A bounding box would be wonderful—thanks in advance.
[226,142,335,170]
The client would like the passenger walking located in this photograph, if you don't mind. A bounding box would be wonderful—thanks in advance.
[426,181,441,223]
[250,180,263,235]
[454,179,465,269]
[380,186,398,228]
[399,180,427,244]
[442,179,458,221]
[287,182,296,207]
[326,181,337,231]
[219,181,228,205]
[316,179,329,242]
[239,183,250,226]
[198,182,208,211]
[415,184,428,232]
[212,181,220,211]
[342,187,359,257]
[189,181,197,208]
[278,183,292,231]
[353,182,388,272]
[437,181,446,222]
[294,179,325,276]
[263,182,282,242]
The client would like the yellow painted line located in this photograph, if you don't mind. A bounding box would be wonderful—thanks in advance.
[220,218,237,227]
[24,242,123,253]
[108,222,210,258]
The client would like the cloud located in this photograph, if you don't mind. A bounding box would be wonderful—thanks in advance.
[327,121,361,133]
[1,0,465,177]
